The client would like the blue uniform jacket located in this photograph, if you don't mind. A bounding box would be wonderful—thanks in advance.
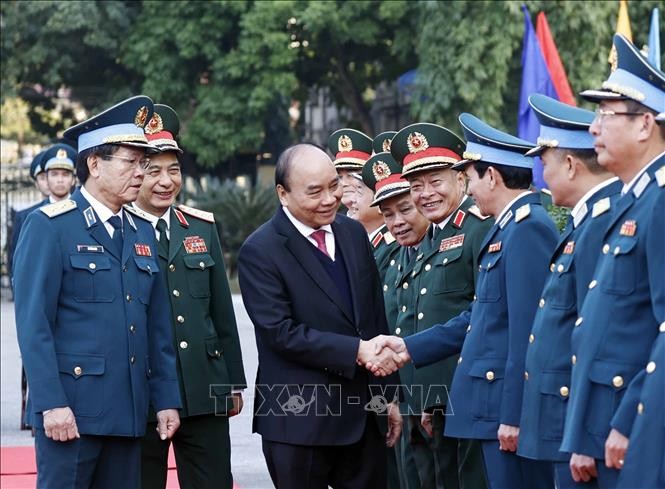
[518,179,622,462]
[9,198,48,280]
[405,192,558,440]
[561,157,665,459]
[617,325,665,489]
[13,189,181,437]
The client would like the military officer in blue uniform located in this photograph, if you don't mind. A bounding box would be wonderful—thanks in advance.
[517,94,622,488]
[369,113,559,489]
[389,122,492,489]
[560,34,665,489]
[132,105,247,489]
[328,128,373,211]
[13,96,181,489]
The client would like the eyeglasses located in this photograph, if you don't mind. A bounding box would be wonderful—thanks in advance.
[102,154,150,170]
[594,108,647,122]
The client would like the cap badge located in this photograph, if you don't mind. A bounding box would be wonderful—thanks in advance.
[134,106,149,127]
[338,135,353,152]
[407,132,429,154]
[145,113,163,135]
[372,160,392,181]
[382,138,392,152]
[56,149,67,159]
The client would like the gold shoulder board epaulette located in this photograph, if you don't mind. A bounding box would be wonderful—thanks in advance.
[655,166,665,187]
[515,203,531,223]
[123,204,153,222]
[178,204,215,223]
[592,197,611,218]
[468,205,491,220]
[384,232,396,244]
[39,199,76,218]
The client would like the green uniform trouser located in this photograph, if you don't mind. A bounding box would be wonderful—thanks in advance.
[408,412,487,489]
[141,414,231,489]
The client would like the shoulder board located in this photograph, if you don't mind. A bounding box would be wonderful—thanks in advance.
[123,204,153,222]
[655,165,665,187]
[178,204,215,223]
[467,205,491,220]
[39,199,76,218]
[591,197,611,218]
[383,231,396,244]
[514,203,531,223]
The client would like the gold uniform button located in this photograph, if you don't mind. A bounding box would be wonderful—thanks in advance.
[126,294,132,302]
[588,280,597,289]
[478,265,482,271]
[180,341,188,349]
[199,261,206,269]
[660,322,665,333]
[401,306,407,313]
[466,324,471,333]
[529,334,535,343]
[571,355,577,365]
[403,282,409,289]
[420,288,427,295]
[602,244,610,254]
[390,259,396,267]
[637,402,644,414]
[425,264,432,272]
[89,262,96,270]
[129,324,136,333]
[614,246,621,255]
[418,312,424,320]
[575,317,583,327]
[612,375,624,388]
[383,284,388,292]
[486,371,495,381]
[395,328,401,335]
[457,356,463,365]
[411,271,416,278]
[214,349,220,357]
[130,356,135,364]
[550,263,555,272]
[443,258,449,265]
[646,361,656,374]
[557,264,564,273]
[169,264,176,272]
[539,298,545,308]
[177,315,185,323]
[524,371,529,380]
[73,366,82,376]
[560,386,569,397]
[473,294,477,301]
[172,289,180,297]
[397,264,402,271]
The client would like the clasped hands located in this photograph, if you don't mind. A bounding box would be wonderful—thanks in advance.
[357,335,411,376]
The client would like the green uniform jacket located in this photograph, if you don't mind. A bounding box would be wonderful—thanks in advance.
[394,198,493,412]
[372,224,399,283]
[129,204,247,418]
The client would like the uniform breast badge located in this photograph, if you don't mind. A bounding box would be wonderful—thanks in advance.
[563,241,575,254]
[134,243,152,256]
[619,220,637,237]
[439,234,465,252]
[488,241,502,253]
[183,236,208,254]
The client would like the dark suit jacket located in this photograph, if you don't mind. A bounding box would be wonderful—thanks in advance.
[238,208,399,446]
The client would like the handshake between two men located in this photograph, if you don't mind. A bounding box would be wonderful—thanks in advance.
[357,335,411,376]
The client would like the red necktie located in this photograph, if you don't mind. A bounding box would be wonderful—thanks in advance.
[310,230,330,258]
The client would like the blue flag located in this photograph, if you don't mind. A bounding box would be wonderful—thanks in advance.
[518,5,559,189]
[648,8,660,70]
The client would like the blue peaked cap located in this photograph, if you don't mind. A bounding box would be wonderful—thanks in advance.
[29,150,47,179]
[42,143,77,172]
[453,113,534,170]
[581,34,665,113]
[525,94,595,156]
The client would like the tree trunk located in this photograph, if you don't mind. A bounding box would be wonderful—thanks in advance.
[332,47,375,136]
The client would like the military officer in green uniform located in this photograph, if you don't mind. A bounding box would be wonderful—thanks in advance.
[390,123,492,489]
[363,150,430,489]
[132,105,247,489]
[328,128,373,211]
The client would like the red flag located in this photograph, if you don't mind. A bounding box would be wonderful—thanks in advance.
[536,12,576,106]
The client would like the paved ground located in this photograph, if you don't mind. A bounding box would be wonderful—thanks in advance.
[0,292,273,488]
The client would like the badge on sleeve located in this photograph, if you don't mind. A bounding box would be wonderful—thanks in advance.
[183,236,208,254]
[619,220,637,237]
[134,243,152,256]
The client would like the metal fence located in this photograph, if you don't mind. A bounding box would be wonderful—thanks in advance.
[1,163,41,289]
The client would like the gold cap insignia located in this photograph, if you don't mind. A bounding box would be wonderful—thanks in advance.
[134,106,149,127]
[145,113,163,135]
[407,132,429,154]
[372,161,392,181]
[338,135,353,152]
[462,151,482,161]
[56,149,67,159]
[382,138,392,152]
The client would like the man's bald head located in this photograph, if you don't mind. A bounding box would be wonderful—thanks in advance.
[275,143,332,191]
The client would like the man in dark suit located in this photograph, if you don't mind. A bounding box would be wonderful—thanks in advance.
[237,143,402,489]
